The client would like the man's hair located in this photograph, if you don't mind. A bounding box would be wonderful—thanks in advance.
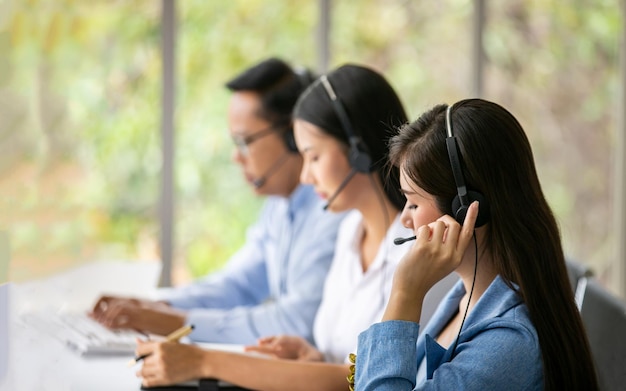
[226,57,316,125]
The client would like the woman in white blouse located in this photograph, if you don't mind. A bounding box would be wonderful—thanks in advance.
[136,64,454,391]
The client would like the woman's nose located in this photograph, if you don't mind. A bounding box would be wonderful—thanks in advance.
[299,164,313,185]
[400,207,413,229]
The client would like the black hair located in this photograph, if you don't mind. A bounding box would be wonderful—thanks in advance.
[226,57,316,127]
[294,64,408,211]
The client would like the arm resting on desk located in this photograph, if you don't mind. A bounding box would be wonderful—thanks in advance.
[90,296,186,336]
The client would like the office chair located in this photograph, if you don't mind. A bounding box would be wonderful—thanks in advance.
[565,257,592,300]
[578,276,626,391]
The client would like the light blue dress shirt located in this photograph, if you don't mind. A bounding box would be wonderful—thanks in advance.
[159,184,346,344]
[356,275,543,390]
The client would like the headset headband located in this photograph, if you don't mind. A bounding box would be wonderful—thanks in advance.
[319,75,371,174]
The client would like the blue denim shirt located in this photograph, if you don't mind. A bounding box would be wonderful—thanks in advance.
[356,275,543,390]
[159,184,346,344]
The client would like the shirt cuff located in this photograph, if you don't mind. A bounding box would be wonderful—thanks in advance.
[356,320,420,390]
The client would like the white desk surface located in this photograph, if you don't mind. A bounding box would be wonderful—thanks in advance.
[4,322,142,391]
[1,261,161,391]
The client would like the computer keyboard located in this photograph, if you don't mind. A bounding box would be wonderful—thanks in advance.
[20,310,146,356]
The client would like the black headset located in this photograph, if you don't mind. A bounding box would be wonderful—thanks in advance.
[319,75,372,173]
[445,103,489,227]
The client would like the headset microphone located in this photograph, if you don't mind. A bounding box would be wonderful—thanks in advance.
[393,236,416,245]
[252,152,290,189]
[322,168,357,210]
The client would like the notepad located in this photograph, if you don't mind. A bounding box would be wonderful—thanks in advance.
[141,378,251,391]
[140,378,224,390]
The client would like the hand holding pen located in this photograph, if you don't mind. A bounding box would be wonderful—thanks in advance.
[127,324,194,367]
[135,325,212,388]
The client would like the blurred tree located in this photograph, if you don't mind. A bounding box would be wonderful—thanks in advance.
[1,1,163,280]
[482,0,620,281]
[0,0,619,288]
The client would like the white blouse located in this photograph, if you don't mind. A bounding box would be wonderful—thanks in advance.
[312,210,413,363]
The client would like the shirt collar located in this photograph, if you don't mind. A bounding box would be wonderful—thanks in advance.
[273,184,316,222]
[418,275,524,377]
[346,212,408,273]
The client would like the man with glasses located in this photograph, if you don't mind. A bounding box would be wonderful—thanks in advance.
[91,58,346,345]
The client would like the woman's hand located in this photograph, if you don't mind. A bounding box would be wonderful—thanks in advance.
[136,340,210,387]
[89,296,185,336]
[244,335,324,362]
[383,201,479,323]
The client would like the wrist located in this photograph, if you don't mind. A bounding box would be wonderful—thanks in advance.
[382,289,424,323]
[173,312,186,329]
[306,348,325,362]
[200,350,215,379]
[154,312,186,336]
[164,313,186,334]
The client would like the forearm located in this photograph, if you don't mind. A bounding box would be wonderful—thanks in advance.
[159,271,266,310]
[205,350,351,391]
[382,289,424,323]
[185,295,320,344]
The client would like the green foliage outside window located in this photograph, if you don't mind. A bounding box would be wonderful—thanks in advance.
[0,0,620,288]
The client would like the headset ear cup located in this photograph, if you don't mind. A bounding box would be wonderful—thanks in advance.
[451,196,466,225]
[451,190,490,227]
[283,130,298,153]
[351,150,372,174]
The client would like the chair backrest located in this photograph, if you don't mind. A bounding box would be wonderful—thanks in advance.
[565,258,592,297]
[578,277,626,391]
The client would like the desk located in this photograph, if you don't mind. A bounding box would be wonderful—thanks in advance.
[2,261,255,391]
[4,321,142,391]
[5,316,250,391]
[2,261,160,391]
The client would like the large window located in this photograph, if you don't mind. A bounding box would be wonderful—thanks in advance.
[2,2,162,281]
[327,0,620,291]
[3,1,622,297]
[173,1,319,282]
[482,1,620,286]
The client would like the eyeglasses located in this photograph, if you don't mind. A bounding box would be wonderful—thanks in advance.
[231,124,282,156]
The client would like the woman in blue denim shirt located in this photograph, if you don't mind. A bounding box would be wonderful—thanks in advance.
[356,99,598,390]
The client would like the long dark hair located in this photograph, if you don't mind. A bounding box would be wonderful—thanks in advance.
[389,99,598,390]
[293,64,408,211]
